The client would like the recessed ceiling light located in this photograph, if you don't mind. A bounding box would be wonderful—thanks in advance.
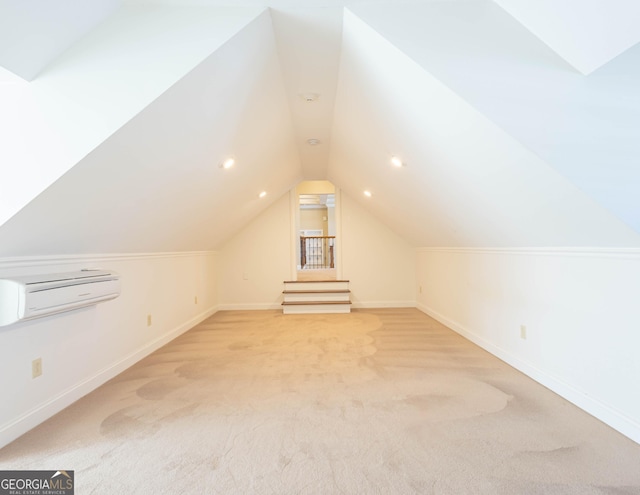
[221,157,235,169]
[259,191,267,198]
[363,190,372,198]
[307,138,321,146]
[390,156,403,167]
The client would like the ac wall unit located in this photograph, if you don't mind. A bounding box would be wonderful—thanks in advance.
[0,270,120,327]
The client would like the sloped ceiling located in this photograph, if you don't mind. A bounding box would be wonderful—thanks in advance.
[270,7,343,180]
[348,0,640,238]
[0,10,300,256]
[0,0,121,81]
[0,3,263,228]
[328,9,640,247]
[1,0,639,256]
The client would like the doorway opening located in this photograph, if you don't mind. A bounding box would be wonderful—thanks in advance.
[294,180,338,281]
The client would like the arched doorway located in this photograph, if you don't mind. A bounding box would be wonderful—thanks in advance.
[291,180,340,281]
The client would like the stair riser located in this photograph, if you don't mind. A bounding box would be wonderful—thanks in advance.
[284,281,349,291]
[283,304,351,314]
[282,280,351,314]
[283,293,351,303]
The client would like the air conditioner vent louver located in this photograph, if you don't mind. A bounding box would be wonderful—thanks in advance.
[0,270,121,327]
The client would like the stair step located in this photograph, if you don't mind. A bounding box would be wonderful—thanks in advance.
[283,280,350,292]
[282,300,352,306]
[282,280,351,314]
[282,289,350,294]
[283,291,351,303]
[282,300,352,315]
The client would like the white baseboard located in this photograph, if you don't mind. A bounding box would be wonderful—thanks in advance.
[217,301,417,311]
[351,300,416,309]
[0,305,218,449]
[416,303,640,445]
[217,303,282,311]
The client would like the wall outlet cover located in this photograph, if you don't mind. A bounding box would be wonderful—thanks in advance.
[32,358,42,378]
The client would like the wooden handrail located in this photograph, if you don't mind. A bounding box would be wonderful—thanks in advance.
[300,236,335,269]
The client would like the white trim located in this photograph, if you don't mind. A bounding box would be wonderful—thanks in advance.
[0,305,219,449]
[416,247,640,259]
[334,187,343,280]
[289,188,299,281]
[0,251,217,269]
[218,301,417,311]
[351,300,416,309]
[416,303,640,445]
[218,303,282,311]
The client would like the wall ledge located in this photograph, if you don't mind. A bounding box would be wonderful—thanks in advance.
[0,251,218,269]
[416,247,640,259]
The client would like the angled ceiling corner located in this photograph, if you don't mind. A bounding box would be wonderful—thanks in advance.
[493,0,640,75]
[268,5,344,181]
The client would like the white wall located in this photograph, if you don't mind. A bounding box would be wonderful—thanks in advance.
[300,208,327,234]
[416,248,640,443]
[218,188,416,309]
[218,193,292,309]
[0,251,218,448]
[341,192,415,308]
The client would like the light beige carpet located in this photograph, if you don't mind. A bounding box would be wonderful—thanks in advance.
[1,309,640,494]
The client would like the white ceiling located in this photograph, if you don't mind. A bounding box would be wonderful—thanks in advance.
[270,7,344,179]
[328,9,639,247]
[0,3,262,228]
[350,1,640,233]
[1,0,639,255]
[0,10,300,255]
[0,0,121,80]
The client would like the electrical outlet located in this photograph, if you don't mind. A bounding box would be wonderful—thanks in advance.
[147,314,152,327]
[194,296,198,305]
[242,272,249,280]
[419,285,423,294]
[520,325,527,340]
[32,358,42,378]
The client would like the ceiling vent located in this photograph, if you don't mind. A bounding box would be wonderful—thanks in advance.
[299,93,320,102]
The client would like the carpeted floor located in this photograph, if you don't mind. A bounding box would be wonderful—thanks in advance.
[1,309,640,494]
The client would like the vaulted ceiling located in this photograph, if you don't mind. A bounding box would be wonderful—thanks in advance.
[1,0,639,256]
